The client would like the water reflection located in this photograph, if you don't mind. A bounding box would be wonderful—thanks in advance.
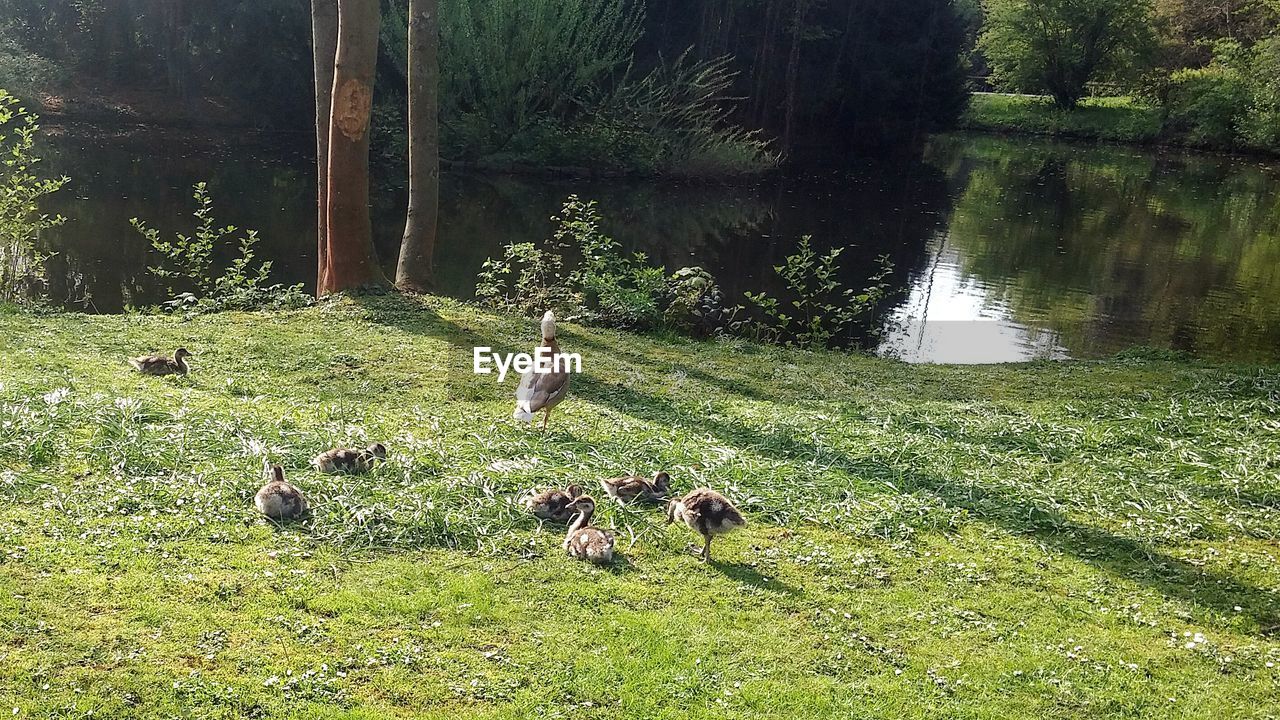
[916,134,1280,363]
[27,128,1280,364]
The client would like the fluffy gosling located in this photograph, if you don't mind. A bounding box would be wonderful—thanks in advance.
[312,442,387,474]
[523,483,583,522]
[665,488,745,562]
[254,465,308,521]
[129,347,191,376]
[563,495,614,564]
[600,471,672,505]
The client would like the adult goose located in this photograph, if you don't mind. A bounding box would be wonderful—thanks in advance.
[513,311,570,431]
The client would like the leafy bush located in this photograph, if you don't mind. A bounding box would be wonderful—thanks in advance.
[417,0,774,176]
[1238,36,1280,149]
[132,182,310,314]
[1164,38,1280,151]
[0,89,67,306]
[742,236,892,349]
[476,195,664,328]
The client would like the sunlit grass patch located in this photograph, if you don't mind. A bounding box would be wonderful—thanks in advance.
[0,295,1277,718]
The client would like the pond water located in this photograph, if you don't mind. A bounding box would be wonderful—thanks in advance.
[28,129,1280,364]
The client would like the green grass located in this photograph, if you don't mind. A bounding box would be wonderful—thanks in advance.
[962,93,1165,144]
[1,294,1278,718]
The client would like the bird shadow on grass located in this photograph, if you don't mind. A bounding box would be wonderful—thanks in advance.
[709,559,802,598]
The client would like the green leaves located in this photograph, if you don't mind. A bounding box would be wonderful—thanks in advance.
[0,88,67,305]
[135,182,308,314]
[742,236,893,349]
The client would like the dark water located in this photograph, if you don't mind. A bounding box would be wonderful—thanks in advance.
[29,129,1280,364]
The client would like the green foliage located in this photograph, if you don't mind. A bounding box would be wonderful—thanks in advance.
[476,195,665,328]
[961,93,1164,141]
[132,182,310,314]
[430,0,774,176]
[1164,38,1280,151]
[980,0,1155,109]
[0,89,66,305]
[439,0,643,142]
[743,236,892,349]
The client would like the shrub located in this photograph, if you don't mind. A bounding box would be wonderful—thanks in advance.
[132,182,311,314]
[742,236,892,349]
[0,89,67,306]
[1164,38,1280,151]
[476,195,664,328]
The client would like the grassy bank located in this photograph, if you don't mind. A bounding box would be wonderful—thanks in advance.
[961,93,1165,144]
[1,295,1278,718]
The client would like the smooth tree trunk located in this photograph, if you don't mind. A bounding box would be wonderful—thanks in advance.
[311,0,338,292]
[319,0,388,295]
[394,0,440,293]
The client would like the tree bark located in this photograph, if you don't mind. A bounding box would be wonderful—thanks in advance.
[319,0,388,296]
[395,0,440,293]
[311,0,338,293]
[782,0,810,156]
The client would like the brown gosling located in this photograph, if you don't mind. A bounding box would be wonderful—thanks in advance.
[563,495,615,564]
[513,310,571,431]
[254,465,308,521]
[129,347,192,375]
[523,483,583,522]
[600,471,672,505]
[665,488,746,563]
[312,442,388,474]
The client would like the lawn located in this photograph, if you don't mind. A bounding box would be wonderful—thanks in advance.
[1,294,1278,718]
[961,93,1165,144]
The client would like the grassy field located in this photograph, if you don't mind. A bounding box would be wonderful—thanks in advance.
[1,295,1278,718]
[961,93,1165,144]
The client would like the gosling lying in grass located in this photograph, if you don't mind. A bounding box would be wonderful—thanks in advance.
[312,443,387,474]
[254,465,308,521]
[563,495,614,564]
[523,483,583,522]
[600,471,671,505]
[129,347,191,376]
[666,488,745,562]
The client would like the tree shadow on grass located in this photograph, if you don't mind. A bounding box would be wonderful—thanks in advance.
[575,377,1280,633]
[345,295,1279,631]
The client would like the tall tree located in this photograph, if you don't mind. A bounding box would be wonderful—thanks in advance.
[394,0,441,292]
[318,0,387,295]
[980,0,1155,109]
[311,0,338,291]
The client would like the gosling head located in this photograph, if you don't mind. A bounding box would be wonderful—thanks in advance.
[664,498,678,524]
[367,442,388,459]
[652,471,672,493]
[565,483,584,498]
[568,494,596,515]
[270,464,285,483]
[175,347,192,360]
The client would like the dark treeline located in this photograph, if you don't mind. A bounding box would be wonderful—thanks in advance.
[0,0,969,162]
[639,0,969,156]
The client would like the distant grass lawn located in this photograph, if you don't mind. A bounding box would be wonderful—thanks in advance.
[1,295,1278,718]
[962,93,1165,144]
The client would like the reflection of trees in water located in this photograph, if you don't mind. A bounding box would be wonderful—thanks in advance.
[37,133,313,311]
[928,134,1280,361]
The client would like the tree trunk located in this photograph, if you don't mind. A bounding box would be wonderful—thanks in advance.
[395,0,440,293]
[311,0,338,292]
[782,0,809,156]
[319,0,388,296]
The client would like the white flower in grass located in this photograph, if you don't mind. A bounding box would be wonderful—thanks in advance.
[42,388,70,406]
